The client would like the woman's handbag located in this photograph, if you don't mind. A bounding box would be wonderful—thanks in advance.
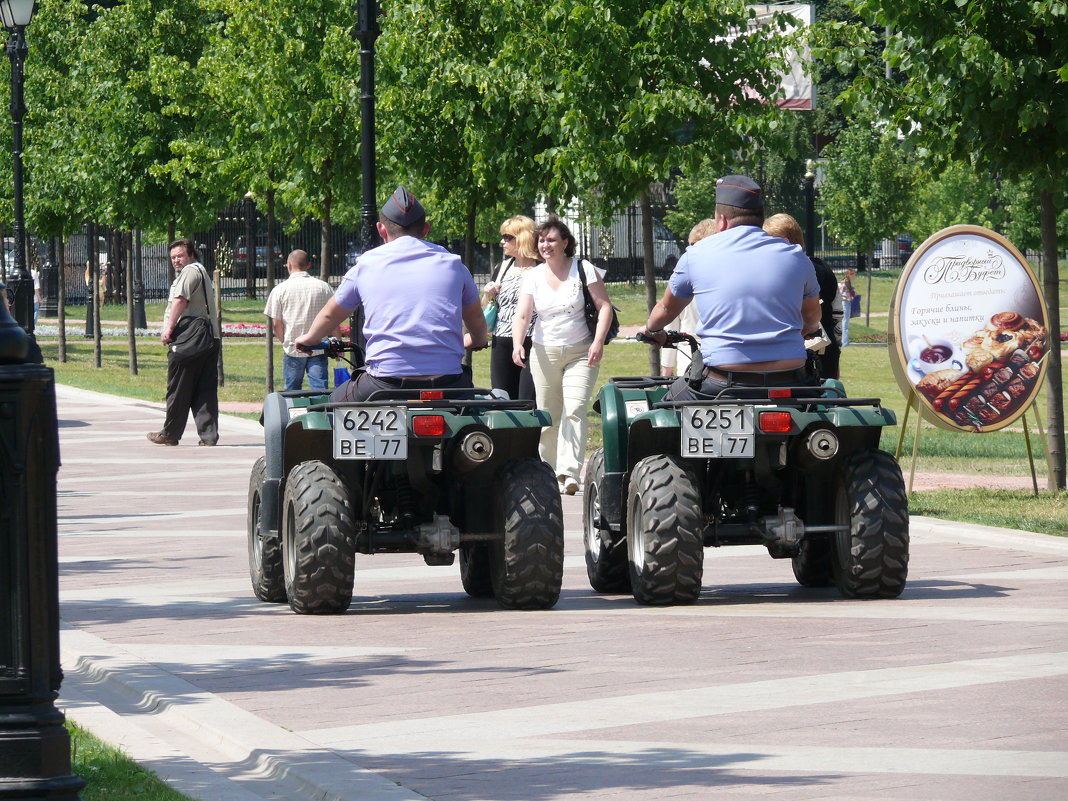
[576,259,620,344]
[483,300,499,330]
[170,316,215,363]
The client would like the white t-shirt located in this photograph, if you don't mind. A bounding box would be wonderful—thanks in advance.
[520,259,599,346]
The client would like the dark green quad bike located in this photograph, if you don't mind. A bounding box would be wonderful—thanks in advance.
[247,339,565,615]
[584,332,909,606]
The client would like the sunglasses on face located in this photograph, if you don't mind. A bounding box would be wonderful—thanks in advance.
[500,234,515,242]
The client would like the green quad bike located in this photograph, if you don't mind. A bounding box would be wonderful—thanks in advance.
[247,339,565,614]
[584,331,909,606]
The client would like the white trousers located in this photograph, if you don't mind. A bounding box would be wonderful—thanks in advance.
[529,339,599,482]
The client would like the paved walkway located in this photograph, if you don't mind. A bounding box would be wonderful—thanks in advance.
[54,384,1068,801]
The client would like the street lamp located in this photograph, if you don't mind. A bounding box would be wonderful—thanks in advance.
[1,0,36,335]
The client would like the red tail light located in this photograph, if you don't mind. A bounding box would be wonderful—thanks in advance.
[768,388,792,398]
[413,415,446,436]
[759,411,793,433]
[420,390,444,401]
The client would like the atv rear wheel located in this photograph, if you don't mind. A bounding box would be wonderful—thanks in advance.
[282,460,357,614]
[832,449,909,598]
[583,448,629,593]
[248,456,286,602]
[490,458,565,609]
[627,455,704,605]
[459,544,494,598]
[791,536,835,588]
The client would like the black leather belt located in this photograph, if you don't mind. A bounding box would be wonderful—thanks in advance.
[704,367,805,386]
[373,373,458,388]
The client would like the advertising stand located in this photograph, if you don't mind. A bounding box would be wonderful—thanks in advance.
[887,225,1053,493]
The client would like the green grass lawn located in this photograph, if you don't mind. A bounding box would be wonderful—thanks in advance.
[70,721,192,801]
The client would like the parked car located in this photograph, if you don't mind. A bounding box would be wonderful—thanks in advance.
[874,235,913,268]
[234,242,285,279]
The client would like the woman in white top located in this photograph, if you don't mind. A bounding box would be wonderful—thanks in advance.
[511,215,614,495]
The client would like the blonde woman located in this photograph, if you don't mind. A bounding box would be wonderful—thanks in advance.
[511,215,614,495]
[482,216,539,399]
[763,213,843,378]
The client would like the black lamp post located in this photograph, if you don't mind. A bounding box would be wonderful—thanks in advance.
[356,0,380,255]
[350,0,380,367]
[1,13,83,794]
[803,159,816,259]
[2,0,35,335]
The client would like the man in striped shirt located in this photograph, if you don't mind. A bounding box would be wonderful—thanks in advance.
[264,250,336,390]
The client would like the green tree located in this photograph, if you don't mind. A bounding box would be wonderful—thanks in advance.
[841,0,1067,488]
[907,158,1006,242]
[27,1,230,237]
[818,113,915,268]
[201,0,363,281]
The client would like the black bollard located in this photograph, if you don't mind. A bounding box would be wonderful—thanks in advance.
[0,302,83,798]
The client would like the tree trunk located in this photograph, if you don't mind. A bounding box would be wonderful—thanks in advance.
[640,189,660,376]
[167,220,176,285]
[464,197,476,274]
[265,188,277,394]
[57,235,66,363]
[125,230,137,376]
[320,192,332,284]
[1039,189,1065,489]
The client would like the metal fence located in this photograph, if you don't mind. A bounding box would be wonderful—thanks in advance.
[21,191,1005,310]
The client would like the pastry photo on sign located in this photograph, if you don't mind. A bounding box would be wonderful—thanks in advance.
[888,226,1049,433]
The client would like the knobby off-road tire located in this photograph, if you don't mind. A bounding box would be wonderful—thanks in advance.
[459,544,494,598]
[791,536,835,588]
[490,458,565,610]
[583,448,629,593]
[248,456,286,602]
[627,455,704,606]
[282,460,357,614]
[832,449,909,599]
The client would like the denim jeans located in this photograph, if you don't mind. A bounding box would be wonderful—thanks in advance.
[283,353,328,390]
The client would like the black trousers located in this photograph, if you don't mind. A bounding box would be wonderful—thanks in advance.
[490,335,535,400]
[329,367,473,403]
[163,341,220,444]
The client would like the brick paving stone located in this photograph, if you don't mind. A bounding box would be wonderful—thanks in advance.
[53,384,1068,801]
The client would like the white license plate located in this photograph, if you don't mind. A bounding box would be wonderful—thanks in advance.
[333,406,408,460]
[681,405,755,458]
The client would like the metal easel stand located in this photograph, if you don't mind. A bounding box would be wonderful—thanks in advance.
[895,389,1051,497]
[894,390,924,496]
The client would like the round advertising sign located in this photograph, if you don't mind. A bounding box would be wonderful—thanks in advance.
[888,225,1050,432]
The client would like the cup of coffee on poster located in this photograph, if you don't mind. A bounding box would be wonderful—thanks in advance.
[907,335,964,377]
[888,225,1049,433]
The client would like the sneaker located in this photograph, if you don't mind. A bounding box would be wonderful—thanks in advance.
[562,477,580,496]
[146,431,178,446]
[198,440,217,447]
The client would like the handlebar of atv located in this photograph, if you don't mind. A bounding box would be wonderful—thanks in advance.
[296,337,359,359]
[633,329,699,351]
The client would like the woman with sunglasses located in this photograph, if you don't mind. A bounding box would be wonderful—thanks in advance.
[481,215,539,400]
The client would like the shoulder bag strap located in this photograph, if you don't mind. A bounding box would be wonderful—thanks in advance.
[575,257,593,303]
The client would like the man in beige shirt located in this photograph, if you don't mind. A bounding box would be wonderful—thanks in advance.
[264,249,336,390]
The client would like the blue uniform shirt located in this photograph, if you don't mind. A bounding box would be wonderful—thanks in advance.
[334,237,478,376]
[669,225,819,366]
